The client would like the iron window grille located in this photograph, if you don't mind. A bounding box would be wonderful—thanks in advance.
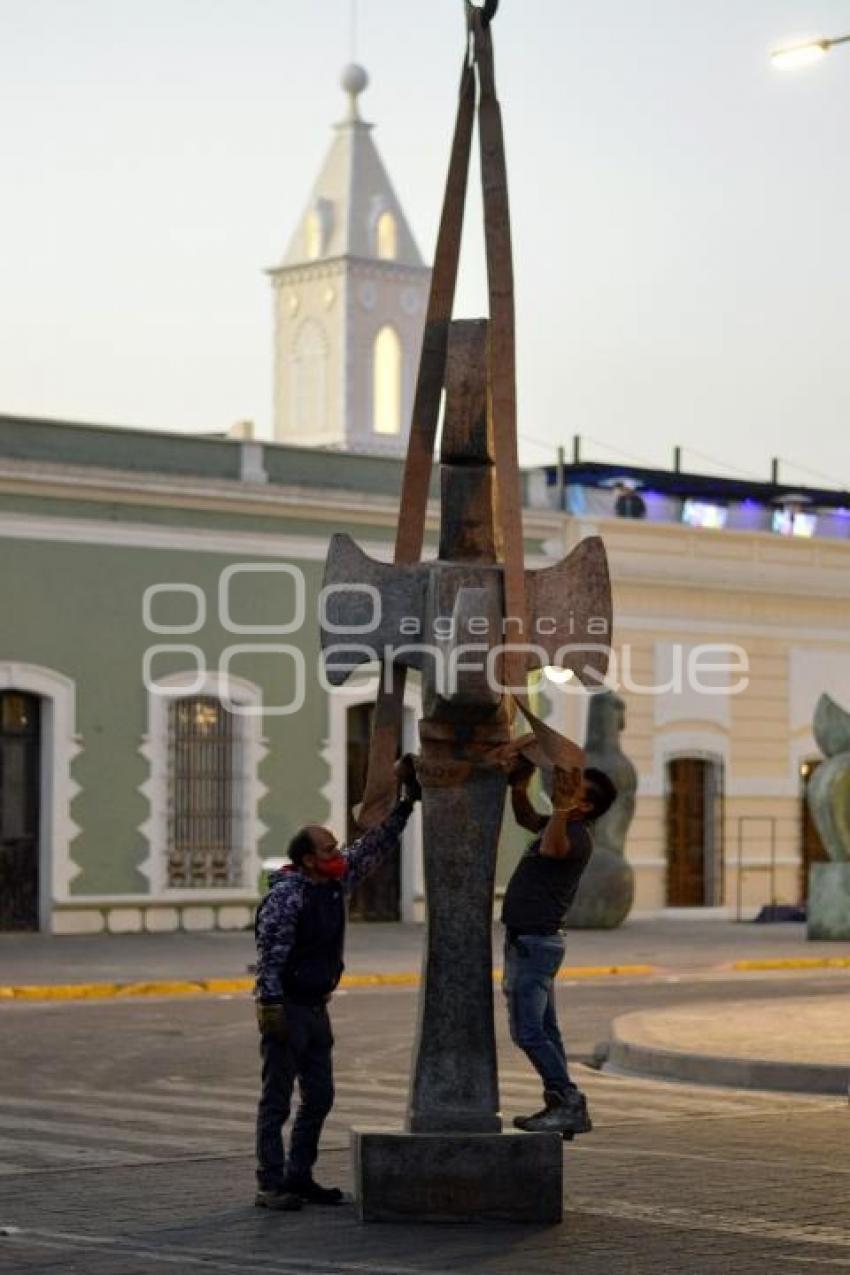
[167,696,240,889]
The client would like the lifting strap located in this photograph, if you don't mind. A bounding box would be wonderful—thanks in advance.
[355,3,585,830]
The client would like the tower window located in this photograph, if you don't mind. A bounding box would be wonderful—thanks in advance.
[373,325,402,435]
[376,211,398,261]
[305,210,322,260]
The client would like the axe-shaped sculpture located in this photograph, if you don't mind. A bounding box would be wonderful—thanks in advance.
[318,2,613,1222]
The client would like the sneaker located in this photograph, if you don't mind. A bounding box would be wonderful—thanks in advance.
[513,1089,593,1140]
[254,1186,303,1211]
[282,1173,347,1206]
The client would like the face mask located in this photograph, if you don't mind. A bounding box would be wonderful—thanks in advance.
[315,853,347,881]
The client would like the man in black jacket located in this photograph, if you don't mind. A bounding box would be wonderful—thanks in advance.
[254,759,421,1210]
[502,765,617,1139]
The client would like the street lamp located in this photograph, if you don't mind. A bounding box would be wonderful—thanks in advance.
[771,34,850,69]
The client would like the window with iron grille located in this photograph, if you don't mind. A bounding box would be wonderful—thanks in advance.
[167,696,240,889]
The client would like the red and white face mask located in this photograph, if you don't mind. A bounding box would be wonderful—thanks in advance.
[315,853,347,881]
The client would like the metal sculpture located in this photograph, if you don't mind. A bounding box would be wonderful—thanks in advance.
[319,1,613,1221]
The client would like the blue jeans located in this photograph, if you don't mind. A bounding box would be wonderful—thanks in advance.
[255,1001,335,1189]
[503,932,574,1096]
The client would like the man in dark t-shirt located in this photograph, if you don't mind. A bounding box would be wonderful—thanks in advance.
[501,765,617,1138]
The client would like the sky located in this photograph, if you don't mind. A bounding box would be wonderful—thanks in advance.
[1,0,849,486]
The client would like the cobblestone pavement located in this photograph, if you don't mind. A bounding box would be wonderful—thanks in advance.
[1,977,848,1273]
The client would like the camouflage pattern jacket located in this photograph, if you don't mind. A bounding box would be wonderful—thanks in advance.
[254,799,413,1004]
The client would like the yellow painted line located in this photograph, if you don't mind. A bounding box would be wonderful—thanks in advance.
[0,980,216,1002]
[341,973,421,988]
[731,956,850,972]
[0,962,659,1003]
[557,964,657,979]
[201,978,255,995]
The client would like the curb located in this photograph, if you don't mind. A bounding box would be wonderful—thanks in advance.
[606,1017,850,1097]
[1,954,846,1003]
[0,963,658,1004]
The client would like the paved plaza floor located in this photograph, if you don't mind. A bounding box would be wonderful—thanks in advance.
[1,971,848,1273]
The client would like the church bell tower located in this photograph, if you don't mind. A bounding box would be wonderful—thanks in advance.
[269,65,431,455]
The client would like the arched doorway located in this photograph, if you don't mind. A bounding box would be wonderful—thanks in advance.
[665,756,724,907]
[346,701,401,921]
[0,692,42,931]
[800,759,828,901]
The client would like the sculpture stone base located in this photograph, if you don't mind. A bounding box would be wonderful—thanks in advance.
[808,863,850,940]
[352,1128,563,1223]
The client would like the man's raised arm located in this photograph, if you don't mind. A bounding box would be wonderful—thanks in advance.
[344,757,422,891]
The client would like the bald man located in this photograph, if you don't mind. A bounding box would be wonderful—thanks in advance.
[253,760,420,1211]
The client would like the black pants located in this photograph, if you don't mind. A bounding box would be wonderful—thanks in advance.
[255,1000,334,1189]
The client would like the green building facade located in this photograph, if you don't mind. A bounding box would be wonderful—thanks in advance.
[0,414,553,933]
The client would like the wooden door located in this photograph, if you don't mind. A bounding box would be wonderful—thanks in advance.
[346,702,400,922]
[800,759,828,901]
[666,757,723,907]
[0,693,41,931]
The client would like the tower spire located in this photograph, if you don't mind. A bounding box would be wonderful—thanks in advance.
[340,61,369,122]
[269,52,431,455]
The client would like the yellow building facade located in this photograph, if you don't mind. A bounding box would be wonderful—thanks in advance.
[549,514,850,917]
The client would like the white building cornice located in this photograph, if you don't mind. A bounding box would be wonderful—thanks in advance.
[0,455,566,544]
[269,256,431,287]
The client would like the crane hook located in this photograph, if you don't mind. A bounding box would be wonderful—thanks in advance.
[467,0,499,29]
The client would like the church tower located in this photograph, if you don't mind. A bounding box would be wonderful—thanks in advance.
[270,65,431,455]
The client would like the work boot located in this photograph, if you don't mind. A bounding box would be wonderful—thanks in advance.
[254,1186,303,1211]
[513,1089,593,1140]
[282,1172,348,1206]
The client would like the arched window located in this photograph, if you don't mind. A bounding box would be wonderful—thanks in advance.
[373,325,402,435]
[376,211,398,261]
[305,210,322,261]
[167,696,236,888]
[291,319,328,433]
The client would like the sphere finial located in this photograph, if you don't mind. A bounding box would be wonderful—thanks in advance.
[341,63,369,119]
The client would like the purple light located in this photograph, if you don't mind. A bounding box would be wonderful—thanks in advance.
[730,500,768,530]
[640,490,669,521]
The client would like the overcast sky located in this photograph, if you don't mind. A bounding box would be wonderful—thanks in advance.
[1,0,849,485]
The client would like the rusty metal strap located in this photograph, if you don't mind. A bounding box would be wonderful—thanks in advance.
[356,7,583,830]
[472,10,586,773]
[355,49,476,829]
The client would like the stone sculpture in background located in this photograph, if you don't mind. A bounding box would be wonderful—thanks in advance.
[806,693,850,940]
[565,691,636,929]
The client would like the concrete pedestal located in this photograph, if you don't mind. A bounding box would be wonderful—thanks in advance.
[352,1129,563,1224]
[808,862,850,940]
